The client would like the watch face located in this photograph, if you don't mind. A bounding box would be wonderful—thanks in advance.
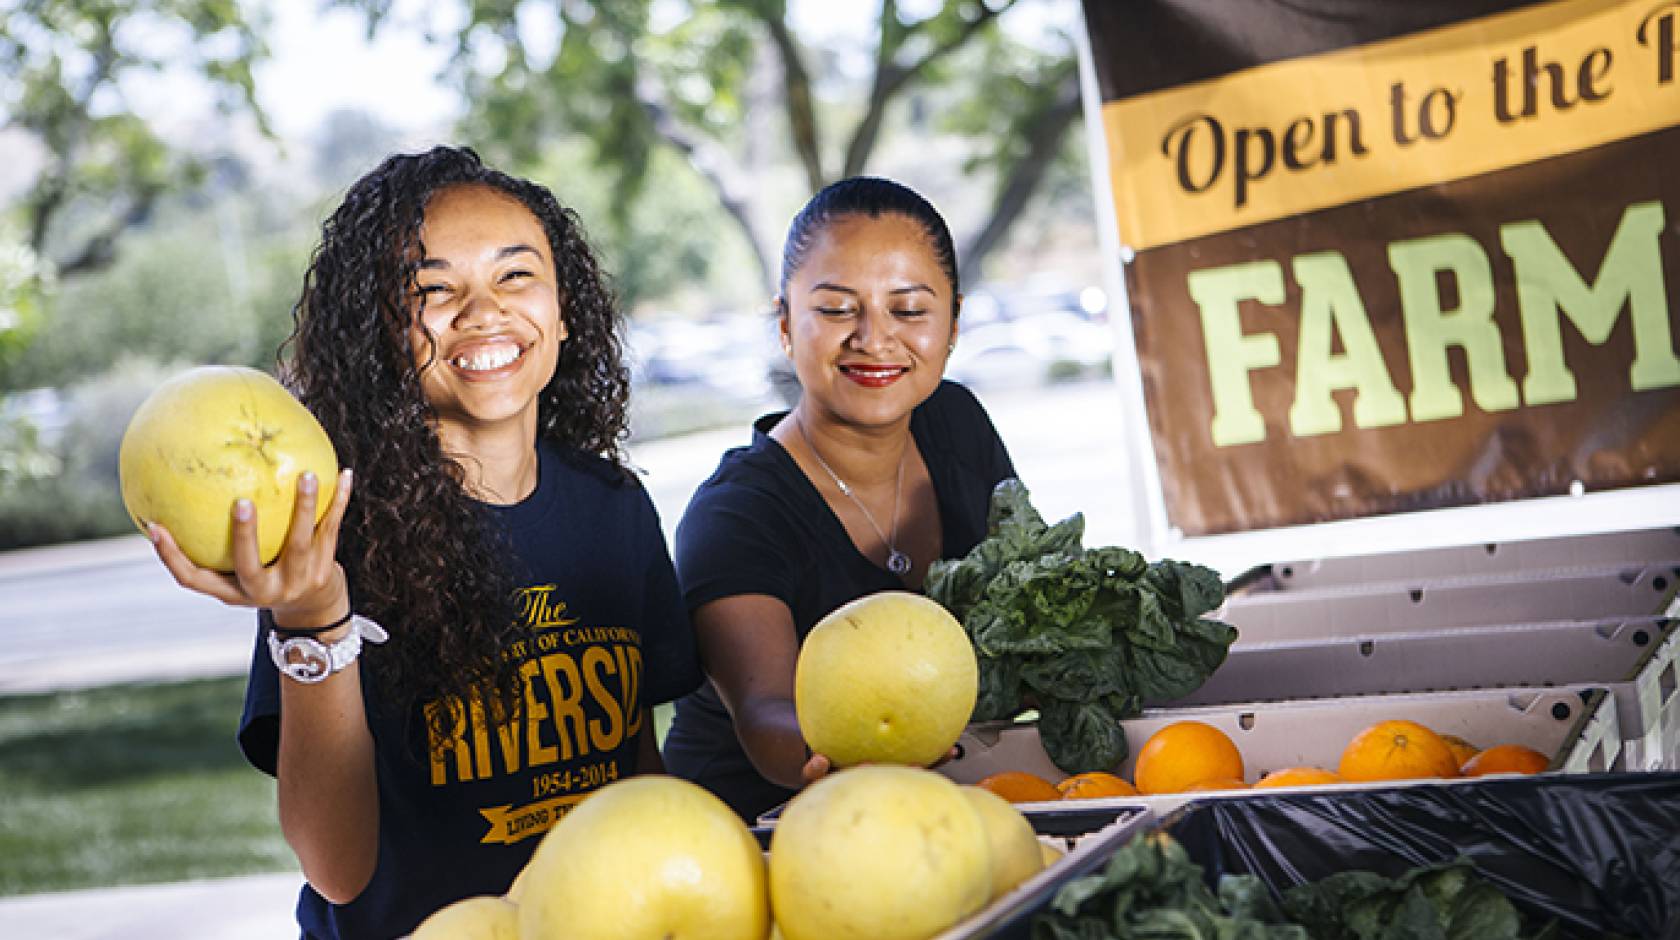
[277,637,331,683]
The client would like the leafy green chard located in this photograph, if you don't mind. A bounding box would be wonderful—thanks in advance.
[926,479,1237,773]
[1034,834,1565,940]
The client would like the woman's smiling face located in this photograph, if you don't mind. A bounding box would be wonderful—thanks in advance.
[780,212,957,429]
[408,183,566,438]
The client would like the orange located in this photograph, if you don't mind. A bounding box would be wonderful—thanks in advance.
[1181,776,1247,792]
[1253,767,1344,789]
[1461,743,1549,777]
[1338,720,1461,782]
[1438,733,1480,769]
[974,771,1062,803]
[1133,721,1245,795]
[1055,772,1139,800]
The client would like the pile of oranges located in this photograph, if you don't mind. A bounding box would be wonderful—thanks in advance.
[976,719,1550,802]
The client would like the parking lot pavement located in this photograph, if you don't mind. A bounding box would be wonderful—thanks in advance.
[0,872,304,940]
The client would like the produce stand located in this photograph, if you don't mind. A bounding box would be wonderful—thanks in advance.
[941,772,1680,939]
[908,0,1680,933]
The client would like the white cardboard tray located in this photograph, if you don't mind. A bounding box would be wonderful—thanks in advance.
[940,684,1621,817]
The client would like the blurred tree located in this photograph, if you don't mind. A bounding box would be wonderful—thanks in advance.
[0,0,269,277]
[340,0,1081,288]
[312,109,406,190]
[4,200,305,390]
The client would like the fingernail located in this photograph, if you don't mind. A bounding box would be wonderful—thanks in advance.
[145,523,160,543]
[234,500,253,521]
[300,472,317,494]
[342,468,354,486]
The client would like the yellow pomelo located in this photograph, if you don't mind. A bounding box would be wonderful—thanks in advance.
[795,591,977,767]
[519,775,769,940]
[960,785,1045,900]
[118,366,338,571]
[769,765,992,940]
[504,862,529,903]
[1039,840,1066,868]
[412,895,518,940]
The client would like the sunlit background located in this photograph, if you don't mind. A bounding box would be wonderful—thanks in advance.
[0,1,1136,927]
[0,0,1125,553]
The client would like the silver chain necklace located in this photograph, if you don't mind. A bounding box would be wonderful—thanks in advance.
[796,414,912,576]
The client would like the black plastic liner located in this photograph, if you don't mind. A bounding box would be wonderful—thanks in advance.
[1165,772,1680,940]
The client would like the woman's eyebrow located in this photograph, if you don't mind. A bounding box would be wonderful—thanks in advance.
[418,244,542,269]
[807,282,937,296]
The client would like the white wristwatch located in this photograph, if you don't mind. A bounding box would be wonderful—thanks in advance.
[267,615,389,684]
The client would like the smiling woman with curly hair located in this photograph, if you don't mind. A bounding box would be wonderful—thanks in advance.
[146,145,701,939]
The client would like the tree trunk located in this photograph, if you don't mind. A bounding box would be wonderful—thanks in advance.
[634,84,776,290]
[761,15,824,193]
[959,73,1082,279]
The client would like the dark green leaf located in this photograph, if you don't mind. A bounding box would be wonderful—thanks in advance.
[1144,560,1228,620]
[1021,649,1133,701]
[1039,697,1128,773]
[1442,881,1521,940]
[974,654,1023,721]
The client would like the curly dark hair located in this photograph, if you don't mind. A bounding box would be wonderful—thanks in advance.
[282,145,631,719]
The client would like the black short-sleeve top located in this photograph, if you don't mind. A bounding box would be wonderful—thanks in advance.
[662,380,1015,821]
[238,441,701,940]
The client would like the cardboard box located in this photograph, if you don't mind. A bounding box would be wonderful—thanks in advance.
[939,683,1620,816]
[1167,614,1680,770]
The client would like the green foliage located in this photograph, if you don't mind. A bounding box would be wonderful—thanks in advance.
[5,206,301,392]
[925,480,1235,773]
[0,677,292,894]
[0,228,52,390]
[344,0,1073,289]
[1035,834,1566,940]
[1036,833,1307,940]
[0,0,270,276]
[0,358,185,551]
[524,141,759,312]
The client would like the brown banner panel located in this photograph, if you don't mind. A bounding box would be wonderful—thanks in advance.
[1129,126,1680,536]
[1081,0,1526,103]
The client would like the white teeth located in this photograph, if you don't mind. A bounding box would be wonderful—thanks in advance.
[453,346,521,372]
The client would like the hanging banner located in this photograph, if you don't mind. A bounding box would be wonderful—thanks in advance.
[1082,0,1680,537]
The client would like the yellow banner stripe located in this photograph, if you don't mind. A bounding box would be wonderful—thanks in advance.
[478,792,588,845]
[1101,0,1680,251]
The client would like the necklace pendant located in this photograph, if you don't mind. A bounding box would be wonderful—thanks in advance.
[886,549,912,576]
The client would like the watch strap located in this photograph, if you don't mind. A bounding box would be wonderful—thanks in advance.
[266,615,389,684]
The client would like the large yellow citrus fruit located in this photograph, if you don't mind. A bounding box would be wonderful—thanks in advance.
[1040,840,1067,868]
[412,895,518,940]
[118,366,338,571]
[519,775,769,940]
[1338,720,1461,782]
[769,765,992,940]
[795,591,978,767]
[960,785,1045,899]
[1133,721,1244,795]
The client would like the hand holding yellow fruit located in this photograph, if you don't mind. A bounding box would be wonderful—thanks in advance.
[120,366,339,572]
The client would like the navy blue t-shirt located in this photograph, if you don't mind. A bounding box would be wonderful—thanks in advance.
[239,442,701,940]
[662,381,1015,822]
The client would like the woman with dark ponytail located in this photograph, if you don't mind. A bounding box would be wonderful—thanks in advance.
[663,176,1018,823]
[147,145,700,938]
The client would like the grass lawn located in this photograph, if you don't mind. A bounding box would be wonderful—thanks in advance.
[0,680,680,896]
[0,677,294,896]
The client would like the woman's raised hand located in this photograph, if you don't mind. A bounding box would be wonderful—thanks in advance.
[149,468,354,626]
